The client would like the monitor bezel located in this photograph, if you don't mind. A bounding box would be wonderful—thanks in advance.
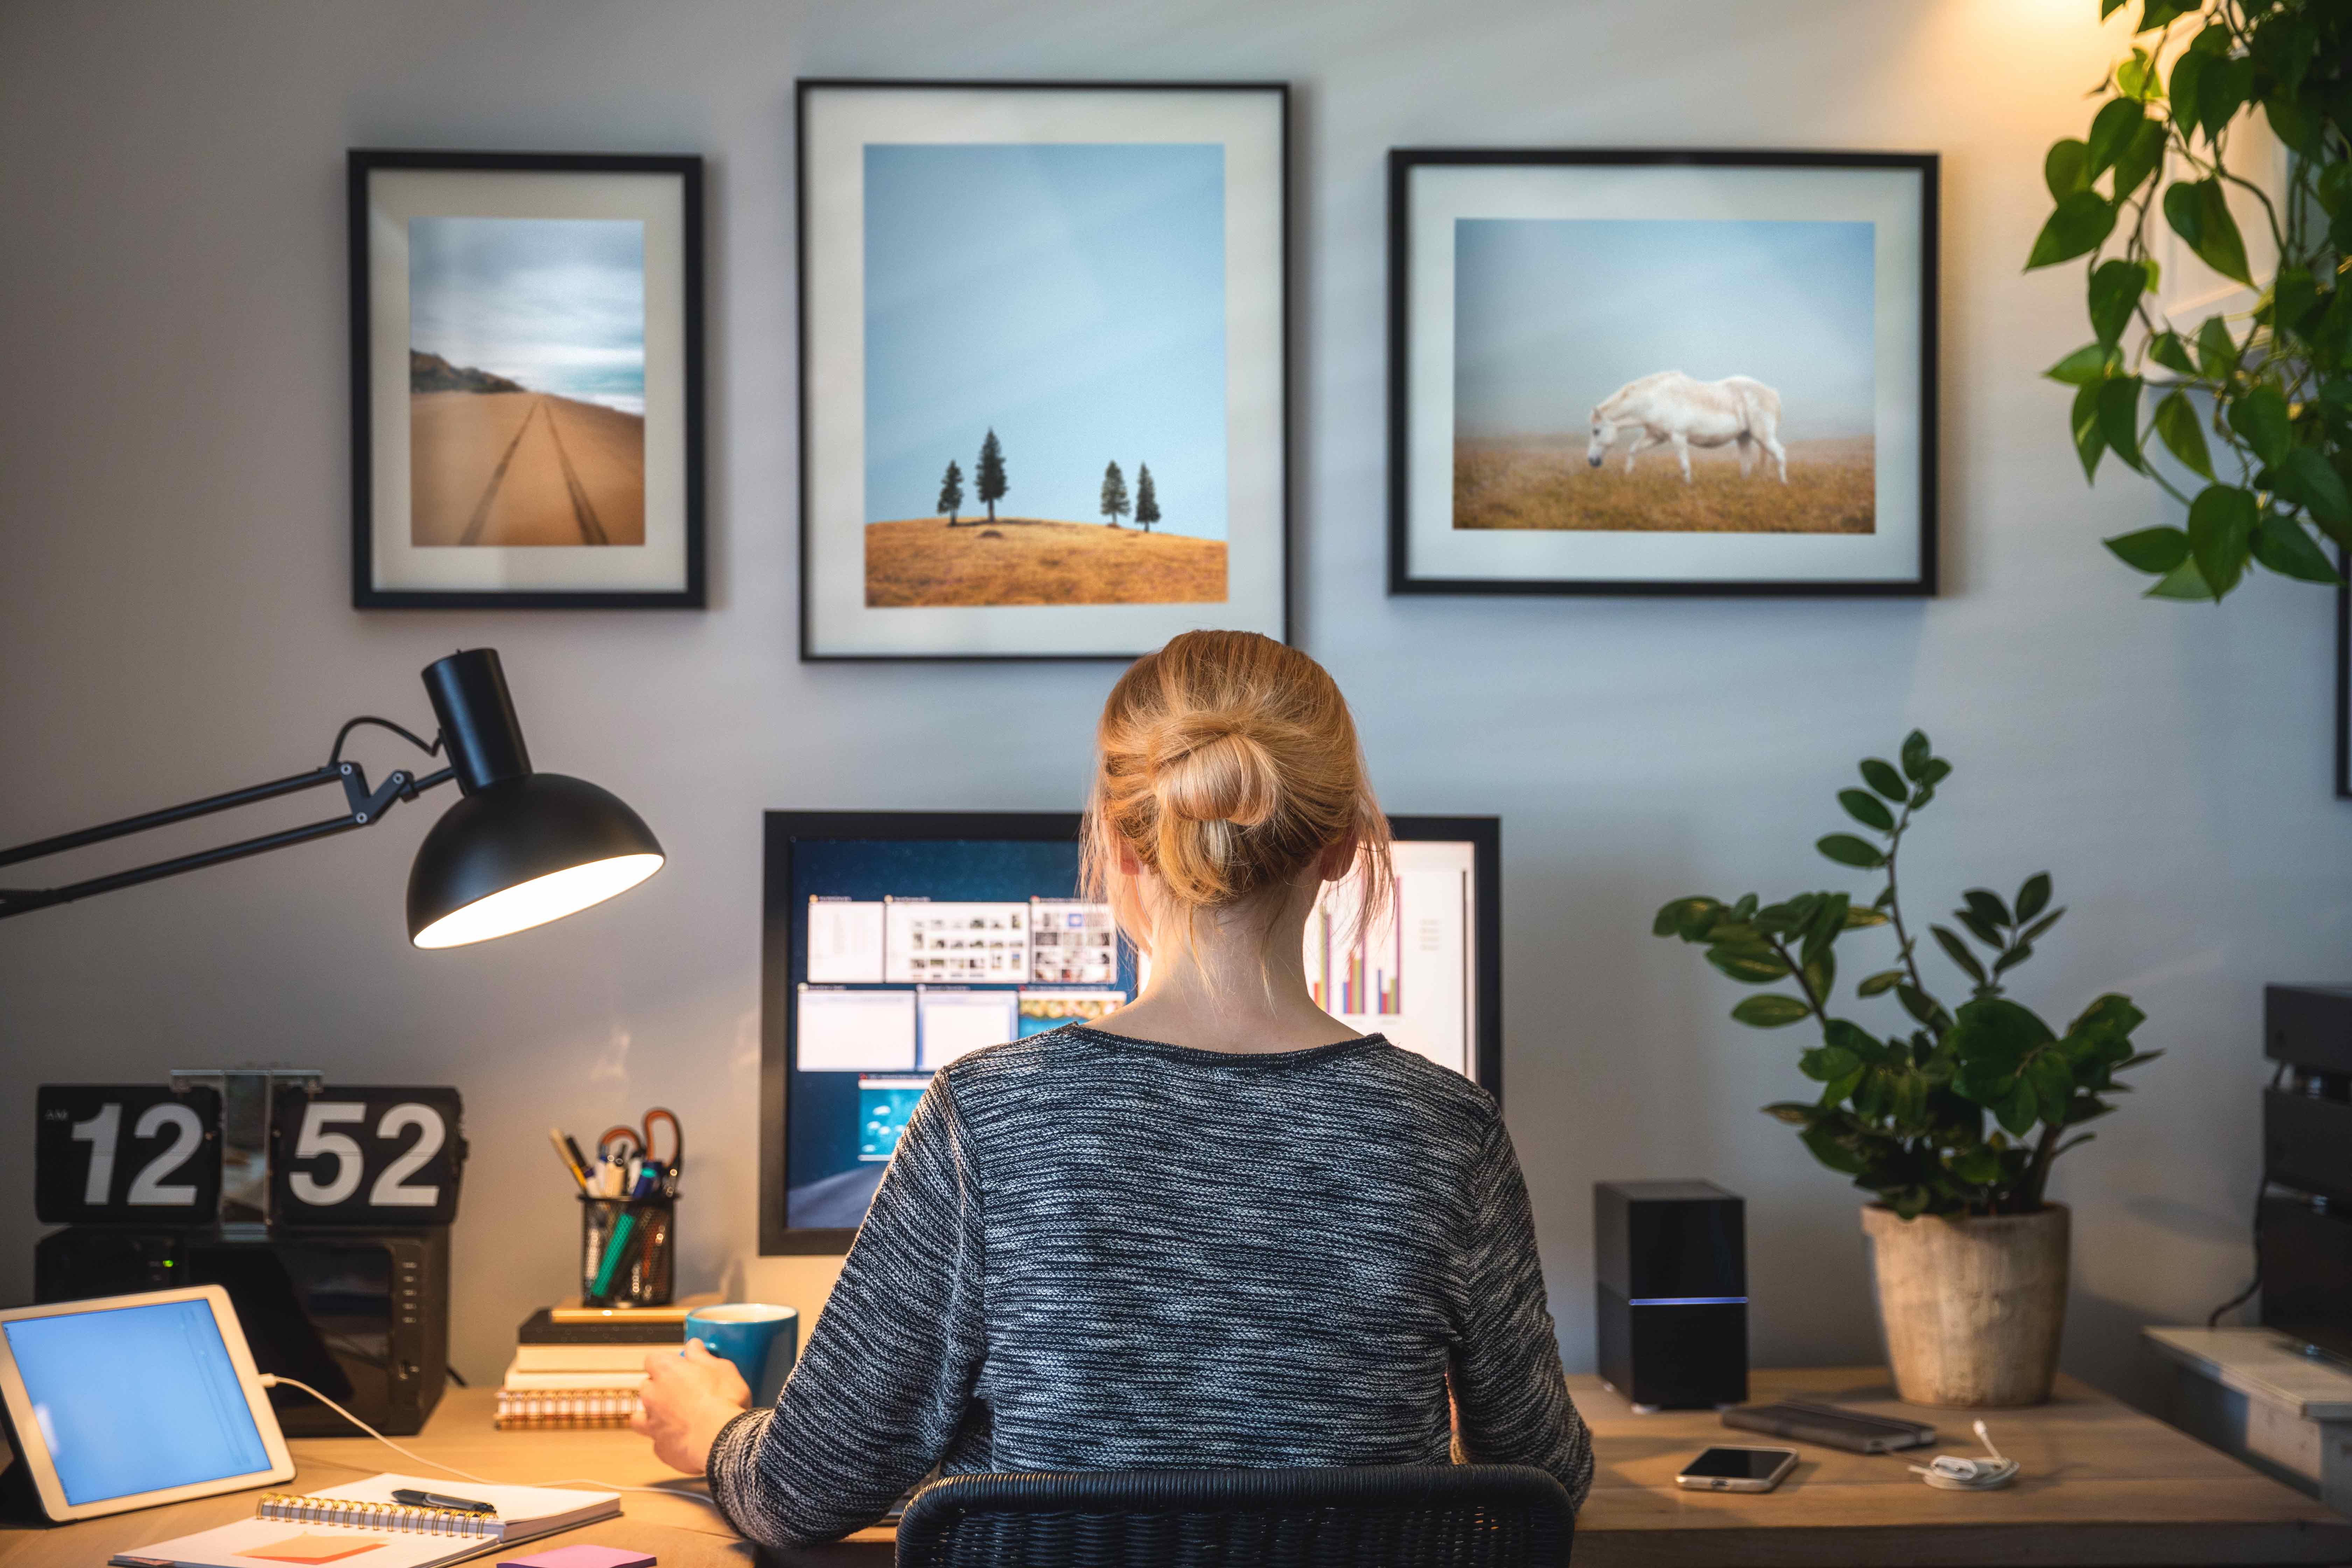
[0,1284,296,1521]
[758,809,1502,1255]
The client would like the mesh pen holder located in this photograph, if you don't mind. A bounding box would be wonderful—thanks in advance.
[579,1193,676,1307]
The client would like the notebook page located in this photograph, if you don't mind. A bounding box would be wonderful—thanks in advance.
[112,1515,487,1568]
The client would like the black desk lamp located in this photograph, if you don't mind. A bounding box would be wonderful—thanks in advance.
[0,648,663,947]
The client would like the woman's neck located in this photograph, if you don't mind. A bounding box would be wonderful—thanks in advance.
[1099,890,1363,1055]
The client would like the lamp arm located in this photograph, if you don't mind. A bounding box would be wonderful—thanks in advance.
[0,733,458,920]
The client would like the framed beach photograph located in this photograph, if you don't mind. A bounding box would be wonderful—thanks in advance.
[1389,149,1937,597]
[349,150,704,608]
[797,80,1289,660]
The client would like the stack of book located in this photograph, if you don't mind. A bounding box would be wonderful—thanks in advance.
[496,1294,716,1429]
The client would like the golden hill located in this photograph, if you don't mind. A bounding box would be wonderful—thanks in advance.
[864,516,1228,608]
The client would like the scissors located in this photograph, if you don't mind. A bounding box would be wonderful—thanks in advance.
[598,1107,683,1189]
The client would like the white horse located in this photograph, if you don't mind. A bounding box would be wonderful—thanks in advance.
[1587,371,1787,484]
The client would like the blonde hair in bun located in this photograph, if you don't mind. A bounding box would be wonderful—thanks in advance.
[1083,630,1392,959]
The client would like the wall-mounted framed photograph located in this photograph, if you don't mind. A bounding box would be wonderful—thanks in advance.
[797,79,1289,660]
[349,150,704,608]
[1389,148,1937,597]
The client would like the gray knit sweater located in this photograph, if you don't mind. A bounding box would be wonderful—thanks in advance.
[706,1026,1592,1546]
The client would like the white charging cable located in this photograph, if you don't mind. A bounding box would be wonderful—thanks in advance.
[1909,1419,2021,1491]
[259,1374,719,1508]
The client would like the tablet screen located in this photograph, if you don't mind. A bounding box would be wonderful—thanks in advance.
[2,1297,273,1505]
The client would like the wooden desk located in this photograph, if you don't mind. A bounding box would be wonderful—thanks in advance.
[5,1369,2347,1568]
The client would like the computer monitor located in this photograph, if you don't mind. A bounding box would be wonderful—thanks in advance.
[758,810,1501,1253]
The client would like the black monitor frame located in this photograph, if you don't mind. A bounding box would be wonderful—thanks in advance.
[758,809,1502,1255]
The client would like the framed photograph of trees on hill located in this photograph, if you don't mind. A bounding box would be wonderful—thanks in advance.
[797,80,1290,659]
[349,149,705,608]
[1389,148,1937,597]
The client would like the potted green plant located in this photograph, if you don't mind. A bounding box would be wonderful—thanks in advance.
[2025,0,2352,601]
[1653,732,2159,1406]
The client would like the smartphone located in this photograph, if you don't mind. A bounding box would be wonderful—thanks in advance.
[1675,1445,1800,1492]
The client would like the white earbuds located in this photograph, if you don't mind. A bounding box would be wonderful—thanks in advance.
[1910,1421,2021,1491]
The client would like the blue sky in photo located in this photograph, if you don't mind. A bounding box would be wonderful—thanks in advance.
[409,216,646,414]
[864,142,1227,536]
[1454,218,1876,439]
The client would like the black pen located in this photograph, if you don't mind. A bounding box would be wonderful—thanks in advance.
[391,1488,499,1516]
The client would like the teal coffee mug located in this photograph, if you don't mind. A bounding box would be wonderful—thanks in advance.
[684,1303,800,1406]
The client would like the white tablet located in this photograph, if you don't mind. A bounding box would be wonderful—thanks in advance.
[0,1286,295,1521]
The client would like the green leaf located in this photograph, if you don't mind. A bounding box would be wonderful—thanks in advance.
[2099,375,2145,468]
[2072,380,2109,481]
[2151,391,2214,479]
[2085,97,2145,176]
[1732,993,1813,1028]
[2265,90,2322,156]
[2227,385,2293,468]
[1932,925,1989,985]
[2044,139,2090,202]
[2197,55,2254,142]
[2273,266,2319,338]
[2144,556,2218,600]
[1708,943,1793,984]
[1804,948,1836,1003]
[2045,342,2119,386]
[2154,408,2233,503]
[1801,1121,1869,1176]
[1964,889,2013,930]
[1843,905,1890,929]
[2100,0,2126,15]
[2019,908,2065,945]
[2015,873,2052,923]
[2138,0,2195,30]
[1860,758,1908,802]
[2112,119,2168,202]
[2105,525,2190,574]
[1838,788,1895,832]
[2187,483,2259,597]
[2088,259,2149,346]
[1800,1043,1862,1082]
[1817,833,1886,869]
[2170,46,2211,131]
[1762,1101,1815,1126]
[2116,46,2159,101]
[2164,178,2253,286]
[1896,983,1949,1031]
[2000,1081,2042,1138]
[2147,330,2196,377]
[2250,513,2342,584]
[1857,968,1904,997]
[2278,448,2352,526]
[2027,190,2119,270]
[1654,896,1715,938]
[1992,941,2037,976]
[1900,731,1932,780]
[2196,315,2240,379]
[1954,908,2004,948]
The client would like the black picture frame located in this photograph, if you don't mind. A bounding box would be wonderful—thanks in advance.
[2337,547,2350,799]
[348,149,706,609]
[757,810,1503,1256]
[1387,147,1939,598]
[794,80,1292,661]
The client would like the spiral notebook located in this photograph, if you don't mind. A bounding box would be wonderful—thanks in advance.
[110,1475,619,1568]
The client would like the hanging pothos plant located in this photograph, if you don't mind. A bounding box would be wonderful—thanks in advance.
[2027,0,2352,601]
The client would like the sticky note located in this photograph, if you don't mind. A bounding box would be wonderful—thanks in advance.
[497,1548,654,1568]
[245,1535,389,1564]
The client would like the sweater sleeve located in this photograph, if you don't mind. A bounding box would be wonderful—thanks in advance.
[706,1074,987,1546]
[1449,1113,1594,1511]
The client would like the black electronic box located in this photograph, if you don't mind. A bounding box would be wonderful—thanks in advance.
[2259,985,2352,1363]
[1595,1178,1748,1411]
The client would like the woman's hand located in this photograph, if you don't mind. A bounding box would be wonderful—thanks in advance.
[632,1339,754,1475]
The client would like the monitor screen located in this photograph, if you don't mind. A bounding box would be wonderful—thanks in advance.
[759,811,1500,1251]
[2,1297,273,1505]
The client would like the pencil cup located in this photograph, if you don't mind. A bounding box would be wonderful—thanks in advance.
[579,1193,676,1307]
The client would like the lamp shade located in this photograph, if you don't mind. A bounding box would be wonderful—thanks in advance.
[405,772,664,948]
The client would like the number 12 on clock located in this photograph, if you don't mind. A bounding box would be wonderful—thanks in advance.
[35,1085,223,1223]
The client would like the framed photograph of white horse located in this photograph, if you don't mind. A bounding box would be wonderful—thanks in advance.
[797,80,1291,660]
[1388,149,1937,596]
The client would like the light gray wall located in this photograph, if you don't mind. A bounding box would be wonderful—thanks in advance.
[4,0,2341,1405]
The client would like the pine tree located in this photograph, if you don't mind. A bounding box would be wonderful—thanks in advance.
[1100,461,1130,528]
[937,460,964,527]
[975,429,1008,524]
[1134,463,1159,534]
